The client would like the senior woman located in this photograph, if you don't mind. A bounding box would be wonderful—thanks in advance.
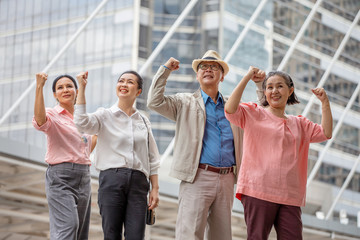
[225,67,332,239]
[74,71,160,240]
[33,72,96,240]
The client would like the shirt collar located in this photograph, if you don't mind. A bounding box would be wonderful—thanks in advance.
[54,105,73,119]
[110,103,140,117]
[110,104,120,113]
[54,105,65,113]
[200,89,223,105]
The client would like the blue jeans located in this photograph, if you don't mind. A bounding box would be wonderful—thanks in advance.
[98,168,149,240]
[46,162,91,240]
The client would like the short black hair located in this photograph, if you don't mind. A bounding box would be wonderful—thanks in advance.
[52,74,78,92]
[117,70,143,90]
[260,71,300,107]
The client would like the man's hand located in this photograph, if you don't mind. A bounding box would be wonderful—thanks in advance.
[164,57,180,71]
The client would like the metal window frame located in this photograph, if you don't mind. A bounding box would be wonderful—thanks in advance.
[0,0,110,126]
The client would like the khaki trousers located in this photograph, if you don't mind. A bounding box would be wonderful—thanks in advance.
[176,168,235,240]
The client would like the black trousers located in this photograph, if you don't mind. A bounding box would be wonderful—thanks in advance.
[98,168,149,240]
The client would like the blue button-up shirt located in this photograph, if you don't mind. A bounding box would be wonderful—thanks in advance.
[199,89,236,167]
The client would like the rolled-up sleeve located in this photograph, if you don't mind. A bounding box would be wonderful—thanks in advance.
[32,108,53,132]
[32,116,51,132]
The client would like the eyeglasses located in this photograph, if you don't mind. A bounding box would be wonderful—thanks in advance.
[198,63,222,71]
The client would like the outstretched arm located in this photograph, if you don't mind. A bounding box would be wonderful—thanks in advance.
[225,66,266,114]
[74,71,101,135]
[34,72,48,126]
[312,88,333,138]
[76,71,88,105]
[147,57,180,121]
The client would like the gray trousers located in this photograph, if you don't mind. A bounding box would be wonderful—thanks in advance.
[45,162,91,240]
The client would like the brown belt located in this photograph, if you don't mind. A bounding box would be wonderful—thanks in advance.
[198,163,234,175]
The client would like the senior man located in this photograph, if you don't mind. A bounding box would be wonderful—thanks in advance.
[147,50,259,240]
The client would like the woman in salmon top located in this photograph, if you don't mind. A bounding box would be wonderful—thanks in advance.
[33,72,96,240]
[225,67,332,239]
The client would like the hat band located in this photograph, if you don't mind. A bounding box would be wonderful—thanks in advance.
[202,57,218,60]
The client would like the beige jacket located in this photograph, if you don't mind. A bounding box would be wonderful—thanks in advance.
[147,66,243,183]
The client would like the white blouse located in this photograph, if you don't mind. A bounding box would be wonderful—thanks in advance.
[74,104,160,178]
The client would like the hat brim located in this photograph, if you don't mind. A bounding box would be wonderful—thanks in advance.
[192,59,229,76]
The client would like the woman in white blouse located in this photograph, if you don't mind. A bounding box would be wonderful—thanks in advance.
[74,71,160,240]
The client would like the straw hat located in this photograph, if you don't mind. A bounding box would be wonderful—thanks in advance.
[192,50,229,76]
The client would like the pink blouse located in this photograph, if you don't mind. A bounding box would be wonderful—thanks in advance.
[33,105,92,165]
[225,102,329,207]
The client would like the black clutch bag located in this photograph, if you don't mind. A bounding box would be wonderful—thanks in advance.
[146,208,155,225]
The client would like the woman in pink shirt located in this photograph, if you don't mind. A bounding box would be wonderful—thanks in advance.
[225,67,333,239]
[33,72,96,240]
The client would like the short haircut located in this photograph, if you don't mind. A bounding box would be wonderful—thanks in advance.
[260,71,300,107]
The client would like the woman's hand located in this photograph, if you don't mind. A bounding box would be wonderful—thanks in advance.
[76,71,88,89]
[148,187,159,210]
[312,88,333,139]
[76,71,88,105]
[245,66,266,83]
[34,72,48,126]
[225,66,265,114]
[36,72,48,88]
[312,88,329,104]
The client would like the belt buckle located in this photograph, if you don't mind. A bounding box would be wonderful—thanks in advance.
[219,168,229,174]
[204,164,209,171]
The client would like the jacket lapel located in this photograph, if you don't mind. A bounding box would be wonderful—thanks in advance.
[194,89,206,113]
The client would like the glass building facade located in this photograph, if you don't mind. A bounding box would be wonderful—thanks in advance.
[0,0,137,146]
[1,0,360,236]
